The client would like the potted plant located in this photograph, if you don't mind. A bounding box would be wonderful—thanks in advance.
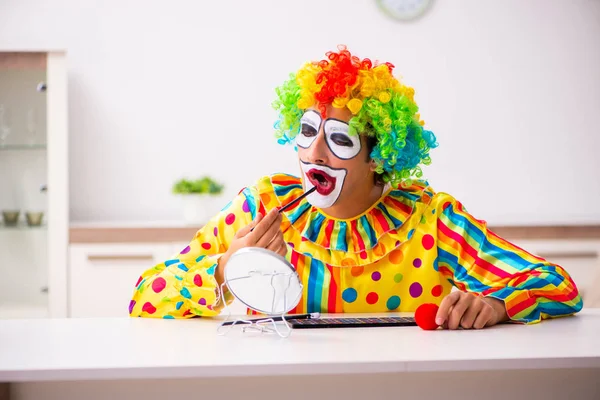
[172,176,224,225]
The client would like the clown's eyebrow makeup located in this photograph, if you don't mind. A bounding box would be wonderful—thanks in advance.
[301,110,322,130]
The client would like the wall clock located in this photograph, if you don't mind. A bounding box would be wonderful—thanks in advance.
[376,0,434,21]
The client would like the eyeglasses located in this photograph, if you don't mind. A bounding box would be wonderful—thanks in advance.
[216,269,303,338]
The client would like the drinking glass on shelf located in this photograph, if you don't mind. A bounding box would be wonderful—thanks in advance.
[0,104,11,147]
[26,108,38,145]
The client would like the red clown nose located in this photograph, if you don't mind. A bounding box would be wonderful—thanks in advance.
[415,303,440,330]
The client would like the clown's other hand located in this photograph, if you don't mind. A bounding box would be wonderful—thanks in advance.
[216,208,286,285]
[435,291,509,330]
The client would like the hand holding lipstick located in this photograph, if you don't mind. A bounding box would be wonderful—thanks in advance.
[215,208,287,287]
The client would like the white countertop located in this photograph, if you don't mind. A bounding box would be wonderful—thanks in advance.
[1,310,599,382]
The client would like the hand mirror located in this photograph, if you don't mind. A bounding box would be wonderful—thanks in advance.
[223,247,303,315]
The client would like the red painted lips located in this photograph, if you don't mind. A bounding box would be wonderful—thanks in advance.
[307,169,336,195]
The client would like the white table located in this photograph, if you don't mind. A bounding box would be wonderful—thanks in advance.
[1,310,600,400]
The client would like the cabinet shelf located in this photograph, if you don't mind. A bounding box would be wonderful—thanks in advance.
[0,222,47,230]
[0,144,47,151]
[0,304,49,319]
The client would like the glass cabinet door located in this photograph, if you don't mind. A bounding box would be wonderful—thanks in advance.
[0,51,68,318]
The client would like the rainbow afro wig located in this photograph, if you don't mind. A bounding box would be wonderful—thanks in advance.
[272,45,438,187]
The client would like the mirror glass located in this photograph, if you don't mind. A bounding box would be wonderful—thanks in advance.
[224,247,302,315]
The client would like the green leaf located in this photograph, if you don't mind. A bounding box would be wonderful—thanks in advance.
[172,176,224,194]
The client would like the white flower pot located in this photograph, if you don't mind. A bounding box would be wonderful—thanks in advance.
[180,194,215,225]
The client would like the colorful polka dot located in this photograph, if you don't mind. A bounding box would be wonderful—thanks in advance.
[177,263,189,272]
[163,315,174,319]
[180,246,191,254]
[175,301,184,310]
[432,285,443,297]
[135,276,143,287]
[198,298,207,306]
[165,259,179,267]
[386,296,401,310]
[260,193,271,205]
[213,227,218,236]
[225,213,236,225]
[394,273,403,283]
[201,242,211,250]
[142,302,156,314]
[194,274,203,287]
[409,282,423,298]
[408,229,415,239]
[389,249,404,264]
[395,240,401,247]
[351,266,364,277]
[413,258,422,268]
[366,292,379,305]
[342,288,358,303]
[371,271,381,281]
[341,258,356,267]
[420,215,426,224]
[422,234,434,250]
[182,309,192,317]
[128,300,136,314]
[242,199,250,213]
[432,209,436,214]
[180,287,192,299]
[288,242,295,248]
[152,277,166,293]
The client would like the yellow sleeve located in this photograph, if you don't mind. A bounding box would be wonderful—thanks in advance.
[129,187,259,319]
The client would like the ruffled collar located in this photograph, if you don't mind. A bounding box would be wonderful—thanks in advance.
[258,174,433,265]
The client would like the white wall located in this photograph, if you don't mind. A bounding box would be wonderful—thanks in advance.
[0,0,598,226]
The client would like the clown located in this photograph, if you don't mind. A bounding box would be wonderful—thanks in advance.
[129,46,582,329]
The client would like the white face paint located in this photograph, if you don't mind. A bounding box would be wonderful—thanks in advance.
[324,119,362,159]
[300,161,347,209]
[296,110,362,160]
[296,110,321,149]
